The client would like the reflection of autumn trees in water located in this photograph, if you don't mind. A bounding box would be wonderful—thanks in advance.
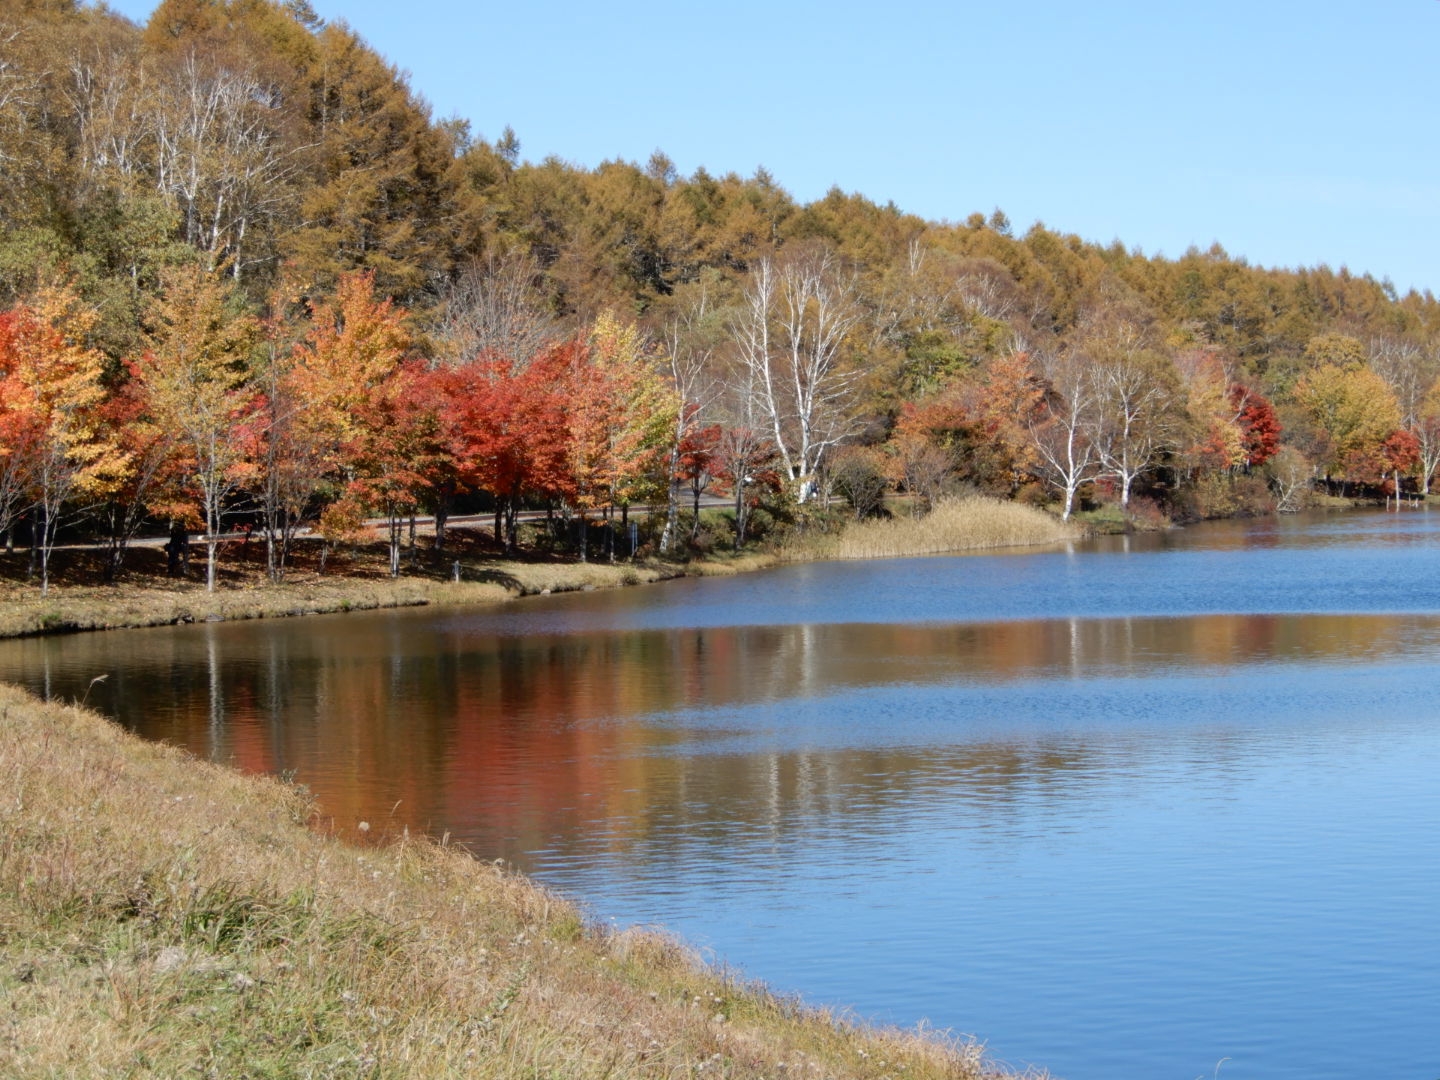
[9,610,1437,861]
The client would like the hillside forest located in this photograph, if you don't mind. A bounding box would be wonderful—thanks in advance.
[4,0,1440,595]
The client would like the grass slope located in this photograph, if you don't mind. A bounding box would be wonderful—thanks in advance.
[0,685,1033,1079]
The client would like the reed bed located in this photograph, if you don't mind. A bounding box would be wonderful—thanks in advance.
[829,496,1078,560]
[0,684,1033,1079]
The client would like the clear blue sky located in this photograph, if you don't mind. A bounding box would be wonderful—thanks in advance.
[103,0,1440,296]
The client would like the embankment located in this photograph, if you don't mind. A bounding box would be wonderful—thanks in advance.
[0,683,1025,1078]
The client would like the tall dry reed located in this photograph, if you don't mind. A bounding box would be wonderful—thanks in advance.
[830,495,1078,560]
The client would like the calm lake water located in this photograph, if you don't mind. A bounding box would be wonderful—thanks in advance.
[4,510,1440,1080]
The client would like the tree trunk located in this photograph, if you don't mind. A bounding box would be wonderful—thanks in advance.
[504,497,520,554]
[661,474,679,555]
[205,503,220,593]
[434,499,449,553]
[167,522,184,577]
[734,481,748,550]
[35,506,49,597]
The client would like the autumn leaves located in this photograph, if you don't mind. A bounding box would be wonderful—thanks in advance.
[0,269,682,593]
[0,288,125,595]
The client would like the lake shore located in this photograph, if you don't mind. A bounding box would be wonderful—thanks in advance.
[0,498,1075,1074]
[0,681,1027,1079]
[0,496,1075,641]
[0,538,783,640]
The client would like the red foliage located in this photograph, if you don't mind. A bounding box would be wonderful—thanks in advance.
[1229,383,1282,468]
[675,414,722,488]
[436,345,572,547]
[1382,428,1421,474]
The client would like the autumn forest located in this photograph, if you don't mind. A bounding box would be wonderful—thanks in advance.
[4,0,1440,598]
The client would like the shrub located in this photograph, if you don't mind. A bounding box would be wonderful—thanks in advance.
[1013,481,1050,508]
[1126,495,1171,531]
[829,446,891,520]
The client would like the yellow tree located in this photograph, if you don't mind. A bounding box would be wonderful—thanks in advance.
[135,265,260,592]
[1174,347,1245,475]
[283,21,469,300]
[1369,334,1440,493]
[1292,363,1400,486]
[1,286,128,596]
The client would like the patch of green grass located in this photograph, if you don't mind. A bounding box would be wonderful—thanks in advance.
[1073,505,1128,534]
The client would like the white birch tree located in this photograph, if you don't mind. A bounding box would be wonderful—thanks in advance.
[728,247,864,498]
[1028,347,1100,521]
[1086,324,1183,508]
[1369,334,1440,492]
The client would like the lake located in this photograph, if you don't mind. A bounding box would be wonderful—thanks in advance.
[3,510,1439,1080]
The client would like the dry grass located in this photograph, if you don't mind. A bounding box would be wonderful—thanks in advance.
[810,496,1079,561]
[0,684,1030,1079]
[0,532,698,640]
[680,552,782,577]
[0,575,506,638]
[0,499,1071,642]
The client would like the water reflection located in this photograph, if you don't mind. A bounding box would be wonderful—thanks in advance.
[4,608,1438,853]
[4,511,1440,1080]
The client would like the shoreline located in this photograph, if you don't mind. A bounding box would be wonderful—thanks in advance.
[0,681,1026,1078]
[0,495,1080,641]
[0,545,785,641]
[0,501,1080,1072]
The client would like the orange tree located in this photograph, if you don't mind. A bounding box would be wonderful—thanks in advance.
[1,287,129,595]
[287,272,428,577]
[560,313,678,561]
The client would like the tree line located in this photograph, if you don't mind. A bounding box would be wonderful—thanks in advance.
[5,0,1440,594]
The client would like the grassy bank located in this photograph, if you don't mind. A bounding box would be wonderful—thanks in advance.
[805,496,1080,561]
[0,531,782,640]
[0,684,1027,1079]
[0,496,1074,639]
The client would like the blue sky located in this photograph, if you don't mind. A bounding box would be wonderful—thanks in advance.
[103,1,1440,296]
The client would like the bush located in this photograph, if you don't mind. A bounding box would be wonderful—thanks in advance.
[831,494,1078,559]
[1174,472,1275,521]
[829,446,891,520]
[1126,495,1171,531]
[1073,504,1127,534]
